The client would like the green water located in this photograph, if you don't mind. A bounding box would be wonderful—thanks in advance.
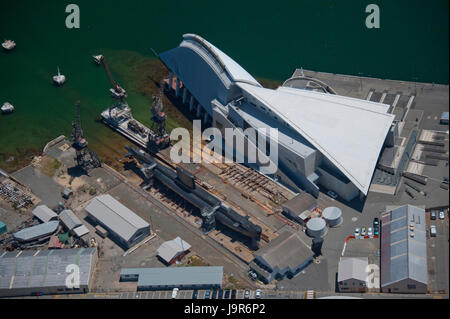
[0,0,448,171]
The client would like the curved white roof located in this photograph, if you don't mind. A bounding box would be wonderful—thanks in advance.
[182,34,261,87]
[238,82,395,194]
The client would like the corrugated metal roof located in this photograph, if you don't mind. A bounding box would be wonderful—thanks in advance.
[237,82,395,195]
[32,205,57,223]
[121,266,223,287]
[59,209,82,230]
[380,205,428,287]
[0,248,96,290]
[85,195,149,242]
[73,225,89,237]
[338,257,369,282]
[157,237,191,263]
[13,220,59,242]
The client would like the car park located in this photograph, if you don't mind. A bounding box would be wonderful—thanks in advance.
[224,290,231,299]
[192,290,198,299]
[204,290,211,299]
[374,225,379,236]
[231,289,237,299]
[244,289,250,299]
[255,289,262,299]
[368,227,373,237]
[218,290,224,299]
[430,225,437,237]
[354,228,360,237]
[431,210,436,220]
[212,290,218,299]
[171,288,179,299]
[361,227,366,236]
[439,211,445,220]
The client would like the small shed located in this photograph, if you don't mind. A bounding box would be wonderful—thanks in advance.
[157,237,191,264]
[59,209,82,231]
[73,225,90,237]
[32,205,58,223]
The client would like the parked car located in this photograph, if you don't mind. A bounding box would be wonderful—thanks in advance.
[192,290,198,299]
[373,218,379,227]
[354,228,360,237]
[430,225,437,237]
[204,290,211,299]
[431,210,437,220]
[255,289,262,299]
[244,289,250,299]
[361,227,367,236]
[212,290,218,299]
[374,225,379,236]
[224,290,231,299]
[231,289,237,299]
[368,227,373,237]
[439,211,445,220]
[218,290,224,299]
[248,270,258,281]
[327,190,338,199]
[171,288,179,299]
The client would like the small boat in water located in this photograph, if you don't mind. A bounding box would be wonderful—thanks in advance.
[2,40,16,51]
[1,102,14,114]
[110,84,127,100]
[53,66,66,86]
[93,54,104,65]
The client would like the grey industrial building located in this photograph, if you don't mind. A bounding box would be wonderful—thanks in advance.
[32,205,57,223]
[249,228,314,283]
[157,237,191,265]
[85,194,150,249]
[160,34,396,201]
[59,209,82,231]
[380,205,428,294]
[0,248,98,297]
[281,192,317,225]
[13,220,59,242]
[120,266,223,291]
[337,257,369,293]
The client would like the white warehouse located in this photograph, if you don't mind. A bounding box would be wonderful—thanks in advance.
[159,34,396,201]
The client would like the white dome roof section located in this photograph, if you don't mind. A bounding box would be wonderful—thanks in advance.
[237,82,395,195]
[182,34,261,87]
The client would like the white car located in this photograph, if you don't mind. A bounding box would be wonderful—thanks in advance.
[439,211,445,220]
[430,225,437,237]
[171,288,179,299]
[367,227,373,237]
[255,289,262,299]
[354,228,360,237]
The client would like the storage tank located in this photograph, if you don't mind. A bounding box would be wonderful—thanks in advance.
[306,217,327,238]
[322,207,343,227]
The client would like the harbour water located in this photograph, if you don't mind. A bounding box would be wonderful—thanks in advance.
[0,0,448,171]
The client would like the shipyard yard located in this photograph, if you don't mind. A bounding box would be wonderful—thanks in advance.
[0,1,449,301]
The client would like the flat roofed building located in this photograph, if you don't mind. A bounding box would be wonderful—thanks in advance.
[157,237,191,265]
[0,248,97,297]
[250,228,314,283]
[120,266,223,291]
[282,192,317,225]
[85,194,150,249]
[380,205,427,294]
[32,205,58,223]
[338,257,369,292]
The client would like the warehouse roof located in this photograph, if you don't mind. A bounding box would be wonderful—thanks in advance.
[338,257,369,282]
[73,225,90,237]
[32,205,57,223]
[157,237,191,263]
[85,194,149,242]
[121,266,223,287]
[59,209,82,230]
[380,205,427,287]
[13,220,59,242]
[0,248,96,291]
[237,82,395,194]
[254,228,313,270]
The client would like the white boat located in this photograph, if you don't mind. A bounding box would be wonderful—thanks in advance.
[53,66,66,86]
[93,54,104,64]
[2,40,16,51]
[1,102,14,114]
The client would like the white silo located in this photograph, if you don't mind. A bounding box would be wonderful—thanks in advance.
[322,207,343,227]
[306,217,327,238]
